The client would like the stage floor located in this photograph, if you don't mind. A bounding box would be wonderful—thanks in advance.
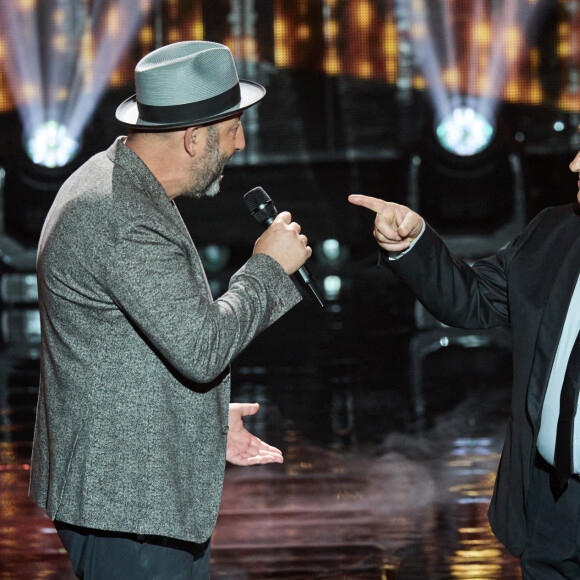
[0,265,522,579]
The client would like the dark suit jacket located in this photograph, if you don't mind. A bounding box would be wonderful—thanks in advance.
[384,202,580,556]
[29,138,302,543]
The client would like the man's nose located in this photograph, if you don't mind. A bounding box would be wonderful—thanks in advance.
[235,125,246,151]
[570,151,580,172]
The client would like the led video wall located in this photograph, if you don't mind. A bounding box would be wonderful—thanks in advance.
[0,0,577,116]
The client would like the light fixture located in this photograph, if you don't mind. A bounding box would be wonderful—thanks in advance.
[315,239,350,268]
[1,0,159,169]
[25,121,81,168]
[1,309,41,343]
[435,106,494,157]
[323,275,342,301]
[1,273,38,304]
[199,245,231,273]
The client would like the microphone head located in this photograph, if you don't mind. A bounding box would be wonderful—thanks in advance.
[244,186,278,225]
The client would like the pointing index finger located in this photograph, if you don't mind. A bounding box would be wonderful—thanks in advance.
[348,194,390,216]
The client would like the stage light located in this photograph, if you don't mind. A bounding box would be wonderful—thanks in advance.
[0,0,159,170]
[435,106,494,157]
[1,309,41,343]
[198,245,230,273]
[1,273,38,305]
[323,275,342,301]
[316,239,350,268]
[405,0,541,157]
[26,121,81,168]
[321,239,340,261]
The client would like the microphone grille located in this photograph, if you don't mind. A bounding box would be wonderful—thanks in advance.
[244,186,278,225]
[243,186,270,213]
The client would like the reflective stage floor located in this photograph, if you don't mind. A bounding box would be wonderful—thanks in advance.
[0,266,522,579]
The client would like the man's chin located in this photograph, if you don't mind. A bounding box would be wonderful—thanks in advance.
[182,177,222,199]
[205,179,221,198]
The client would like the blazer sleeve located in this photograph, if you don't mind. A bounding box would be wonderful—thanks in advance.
[383,223,516,329]
[106,219,302,384]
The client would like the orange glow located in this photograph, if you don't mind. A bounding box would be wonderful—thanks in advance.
[324,20,339,41]
[357,60,372,79]
[0,0,569,115]
[384,19,397,57]
[52,34,67,52]
[560,93,580,111]
[109,69,124,87]
[477,74,489,94]
[17,0,36,11]
[443,67,460,88]
[473,22,491,45]
[324,50,341,75]
[504,26,523,62]
[353,1,373,29]
[167,0,178,19]
[413,75,427,90]
[274,17,288,39]
[530,79,543,104]
[558,22,570,37]
[297,24,310,41]
[168,28,181,43]
[190,21,204,40]
[105,6,121,35]
[558,41,571,58]
[80,30,94,65]
[140,26,154,44]
[275,46,291,68]
[505,79,521,102]
[386,59,397,83]
[243,37,259,61]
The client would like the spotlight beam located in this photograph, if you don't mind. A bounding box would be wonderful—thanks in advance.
[0,0,161,168]
[405,0,544,156]
[0,3,43,137]
[441,0,459,97]
[409,1,451,118]
[67,0,158,142]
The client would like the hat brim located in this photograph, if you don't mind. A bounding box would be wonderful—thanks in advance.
[115,80,266,130]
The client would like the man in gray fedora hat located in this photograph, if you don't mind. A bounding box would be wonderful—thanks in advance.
[29,40,311,578]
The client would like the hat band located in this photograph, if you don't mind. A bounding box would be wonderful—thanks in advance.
[137,83,241,124]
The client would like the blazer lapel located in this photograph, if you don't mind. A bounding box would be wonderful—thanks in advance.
[527,225,580,430]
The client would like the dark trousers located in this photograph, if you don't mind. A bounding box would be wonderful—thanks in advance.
[521,455,580,579]
[55,521,211,580]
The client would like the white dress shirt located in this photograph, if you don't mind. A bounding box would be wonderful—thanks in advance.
[392,222,580,471]
[537,272,580,471]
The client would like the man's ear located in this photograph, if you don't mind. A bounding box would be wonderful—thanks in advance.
[184,126,200,157]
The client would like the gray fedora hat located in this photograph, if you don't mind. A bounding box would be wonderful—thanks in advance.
[116,40,266,129]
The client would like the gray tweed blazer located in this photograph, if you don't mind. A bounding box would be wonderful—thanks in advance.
[29,138,301,543]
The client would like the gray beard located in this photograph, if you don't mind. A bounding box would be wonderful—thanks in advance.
[183,155,228,199]
[204,175,222,198]
[183,129,229,199]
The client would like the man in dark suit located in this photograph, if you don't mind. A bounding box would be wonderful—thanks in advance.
[349,152,580,579]
[29,41,311,578]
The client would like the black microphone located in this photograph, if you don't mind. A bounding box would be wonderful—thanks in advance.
[244,186,325,308]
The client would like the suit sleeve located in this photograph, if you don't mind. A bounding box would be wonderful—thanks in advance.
[383,224,515,329]
[106,220,302,384]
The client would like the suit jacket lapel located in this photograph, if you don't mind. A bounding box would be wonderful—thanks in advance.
[527,225,580,429]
